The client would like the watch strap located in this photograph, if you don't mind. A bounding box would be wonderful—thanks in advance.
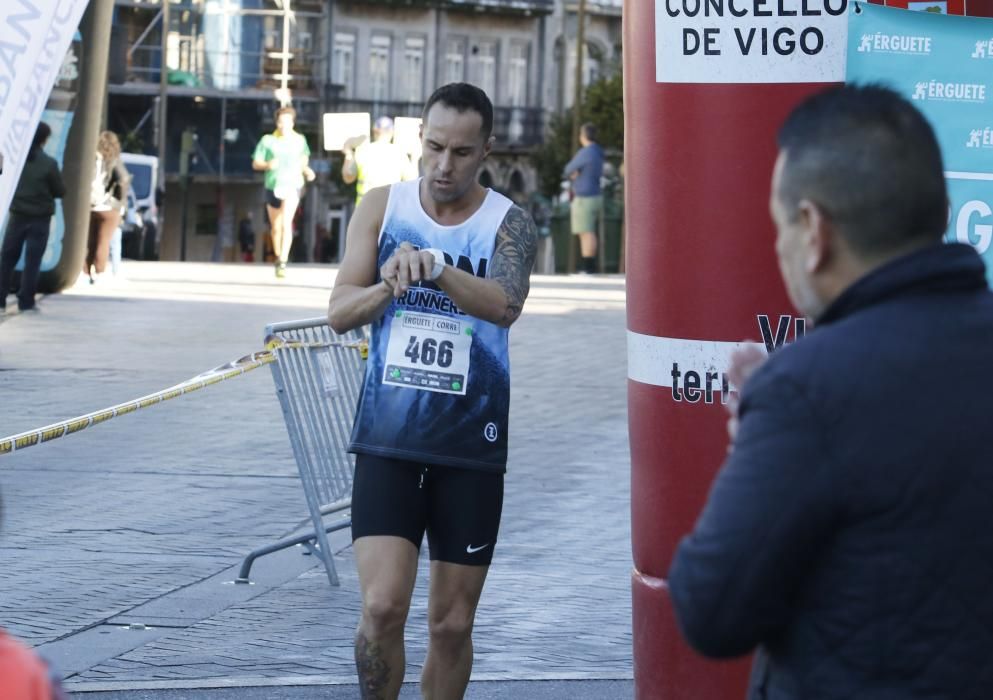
[422,248,446,281]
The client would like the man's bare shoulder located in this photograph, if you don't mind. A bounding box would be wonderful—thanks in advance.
[363,185,393,208]
[351,186,391,236]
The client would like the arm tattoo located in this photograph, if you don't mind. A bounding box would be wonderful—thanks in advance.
[490,205,538,326]
[355,632,391,699]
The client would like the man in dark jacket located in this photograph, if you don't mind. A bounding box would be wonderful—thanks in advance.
[0,122,65,313]
[668,84,993,699]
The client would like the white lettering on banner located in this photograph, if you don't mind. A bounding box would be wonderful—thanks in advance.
[856,32,932,54]
[655,0,848,83]
[0,2,38,109]
[966,128,993,149]
[972,38,993,59]
[957,200,993,254]
[912,80,987,102]
[0,0,89,235]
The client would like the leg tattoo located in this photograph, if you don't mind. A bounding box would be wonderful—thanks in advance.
[355,632,391,699]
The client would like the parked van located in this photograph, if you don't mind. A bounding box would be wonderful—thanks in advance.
[120,153,159,260]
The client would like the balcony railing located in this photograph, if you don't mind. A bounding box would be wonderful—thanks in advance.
[340,0,554,14]
[109,40,326,99]
[331,99,544,148]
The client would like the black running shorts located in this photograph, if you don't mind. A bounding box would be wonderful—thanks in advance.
[265,189,282,209]
[351,453,504,566]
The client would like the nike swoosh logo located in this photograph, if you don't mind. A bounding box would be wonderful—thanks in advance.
[466,543,490,554]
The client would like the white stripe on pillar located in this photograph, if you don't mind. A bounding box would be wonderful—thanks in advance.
[626,331,764,390]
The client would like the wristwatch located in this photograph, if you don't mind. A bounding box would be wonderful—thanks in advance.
[422,248,446,281]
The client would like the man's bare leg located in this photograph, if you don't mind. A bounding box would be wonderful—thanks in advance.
[277,196,299,264]
[266,204,284,263]
[578,231,597,258]
[354,536,419,700]
[421,561,490,699]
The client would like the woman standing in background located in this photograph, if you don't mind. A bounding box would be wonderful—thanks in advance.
[85,131,131,284]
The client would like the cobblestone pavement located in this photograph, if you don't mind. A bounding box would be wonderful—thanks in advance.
[0,263,630,693]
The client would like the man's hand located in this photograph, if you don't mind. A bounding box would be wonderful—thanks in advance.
[343,135,366,152]
[303,165,316,182]
[380,242,437,298]
[725,344,768,448]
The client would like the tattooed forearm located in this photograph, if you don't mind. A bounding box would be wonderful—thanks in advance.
[490,205,538,326]
[355,632,391,699]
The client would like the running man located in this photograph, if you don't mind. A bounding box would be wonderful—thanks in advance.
[252,106,315,278]
[328,83,538,699]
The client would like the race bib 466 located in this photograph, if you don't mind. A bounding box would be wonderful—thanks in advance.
[383,310,473,395]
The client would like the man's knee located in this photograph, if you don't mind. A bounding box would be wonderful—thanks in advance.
[428,606,475,648]
[361,594,410,637]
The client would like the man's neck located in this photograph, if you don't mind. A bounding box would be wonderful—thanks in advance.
[818,239,935,313]
[419,181,488,227]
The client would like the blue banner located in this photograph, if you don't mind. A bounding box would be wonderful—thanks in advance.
[847,2,993,279]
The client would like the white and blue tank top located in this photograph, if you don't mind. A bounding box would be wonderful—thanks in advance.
[349,179,514,472]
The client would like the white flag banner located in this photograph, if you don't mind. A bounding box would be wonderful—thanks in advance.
[0,0,90,222]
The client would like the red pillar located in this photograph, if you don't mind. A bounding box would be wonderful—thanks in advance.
[625,0,983,697]
[623,3,836,698]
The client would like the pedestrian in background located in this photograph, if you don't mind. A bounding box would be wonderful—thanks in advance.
[562,122,604,275]
[85,130,130,284]
[238,211,256,263]
[669,84,993,699]
[252,105,315,278]
[0,122,65,313]
[341,116,416,208]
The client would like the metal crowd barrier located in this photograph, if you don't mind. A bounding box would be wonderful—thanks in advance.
[236,317,367,587]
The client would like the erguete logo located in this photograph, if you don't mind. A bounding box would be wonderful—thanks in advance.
[913,80,987,103]
[966,128,993,149]
[972,38,993,59]
[857,32,932,54]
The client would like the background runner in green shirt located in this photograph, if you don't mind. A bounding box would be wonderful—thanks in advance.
[252,106,314,278]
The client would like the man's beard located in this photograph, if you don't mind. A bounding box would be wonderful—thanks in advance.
[427,179,469,204]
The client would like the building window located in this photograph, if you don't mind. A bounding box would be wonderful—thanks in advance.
[470,40,497,102]
[584,42,604,87]
[333,32,355,96]
[370,34,392,102]
[263,16,282,51]
[507,42,529,107]
[444,37,466,85]
[402,36,425,103]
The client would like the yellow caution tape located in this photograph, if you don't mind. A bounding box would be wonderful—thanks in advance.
[0,337,367,457]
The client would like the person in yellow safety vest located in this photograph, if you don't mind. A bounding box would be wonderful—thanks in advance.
[341,116,417,206]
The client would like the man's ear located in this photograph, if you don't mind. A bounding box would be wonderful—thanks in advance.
[482,136,495,159]
[797,199,832,274]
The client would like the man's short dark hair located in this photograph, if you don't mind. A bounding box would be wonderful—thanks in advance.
[275,105,296,120]
[422,83,493,140]
[581,123,598,142]
[27,122,51,161]
[777,84,947,258]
